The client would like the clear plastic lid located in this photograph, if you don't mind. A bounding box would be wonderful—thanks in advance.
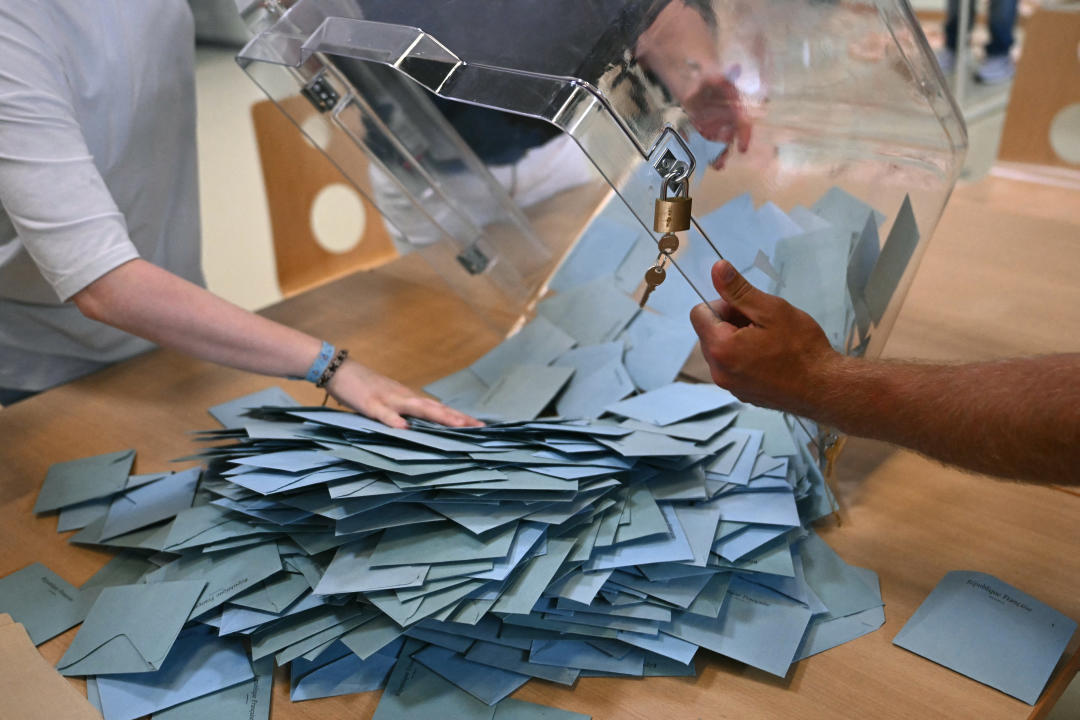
[237,0,966,358]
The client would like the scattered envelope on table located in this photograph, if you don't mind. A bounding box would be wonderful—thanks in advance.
[316,539,428,595]
[893,570,1077,704]
[58,581,206,676]
[0,562,85,645]
[34,450,136,513]
[424,368,489,410]
[98,467,199,541]
[373,640,590,720]
[795,565,884,661]
[57,473,171,533]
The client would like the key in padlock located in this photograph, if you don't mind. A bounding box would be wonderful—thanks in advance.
[653,176,692,233]
[639,264,667,308]
[657,232,679,257]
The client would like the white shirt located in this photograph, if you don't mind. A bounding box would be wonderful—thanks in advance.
[0,0,204,390]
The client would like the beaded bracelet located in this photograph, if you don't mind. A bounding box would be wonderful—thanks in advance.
[316,348,349,389]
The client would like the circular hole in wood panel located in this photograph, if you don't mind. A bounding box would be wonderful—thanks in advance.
[1049,103,1080,166]
[310,183,366,254]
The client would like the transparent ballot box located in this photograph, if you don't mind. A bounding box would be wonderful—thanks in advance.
[236,0,966,457]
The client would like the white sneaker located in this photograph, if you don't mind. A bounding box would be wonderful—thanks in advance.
[976,55,1015,84]
[935,47,956,74]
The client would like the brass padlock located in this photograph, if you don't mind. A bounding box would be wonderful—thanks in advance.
[653,176,692,233]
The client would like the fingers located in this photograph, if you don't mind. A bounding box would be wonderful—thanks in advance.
[700,298,752,327]
[736,113,752,153]
[689,302,740,391]
[365,402,409,430]
[712,143,730,170]
[430,406,483,428]
[709,260,776,325]
[690,301,732,338]
[398,396,483,428]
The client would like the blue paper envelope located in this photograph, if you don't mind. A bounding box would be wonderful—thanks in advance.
[893,570,1077,705]
[413,644,529,705]
[57,581,206,676]
[34,449,136,513]
[209,386,299,428]
[0,562,84,644]
[99,467,199,541]
[290,638,402,701]
[96,628,253,720]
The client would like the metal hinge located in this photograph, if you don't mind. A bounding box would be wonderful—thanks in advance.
[301,72,340,114]
[456,243,491,275]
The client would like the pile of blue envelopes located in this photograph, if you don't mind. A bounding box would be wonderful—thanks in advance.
[8,186,917,718]
[15,384,884,720]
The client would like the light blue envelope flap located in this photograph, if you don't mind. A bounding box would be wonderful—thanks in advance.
[606,382,737,427]
[35,450,136,513]
[413,644,528,705]
[99,468,199,541]
[209,387,299,428]
[96,628,253,720]
[893,570,1077,704]
[57,580,206,676]
[469,317,576,386]
[665,577,812,677]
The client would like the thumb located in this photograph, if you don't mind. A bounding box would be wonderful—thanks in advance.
[711,260,772,324]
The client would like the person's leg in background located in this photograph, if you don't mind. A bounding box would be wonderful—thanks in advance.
[977,0,1017,84]
[940,0,975,72]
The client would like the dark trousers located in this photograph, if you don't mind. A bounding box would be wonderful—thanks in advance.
[0,387,37,406]
[945,0,1018,58]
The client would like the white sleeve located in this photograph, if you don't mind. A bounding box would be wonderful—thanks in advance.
[0,9,139,302]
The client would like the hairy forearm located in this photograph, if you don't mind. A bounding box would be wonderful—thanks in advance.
[808,354,1080,484]
[73,259,321,378]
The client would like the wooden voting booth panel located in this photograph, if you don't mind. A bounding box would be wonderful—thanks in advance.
[251,97,397,297]
[998,8,1080,169]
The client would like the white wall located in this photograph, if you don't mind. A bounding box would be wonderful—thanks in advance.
[194,47,282,311]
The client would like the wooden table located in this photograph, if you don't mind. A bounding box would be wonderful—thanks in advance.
[1,174,1078,720]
